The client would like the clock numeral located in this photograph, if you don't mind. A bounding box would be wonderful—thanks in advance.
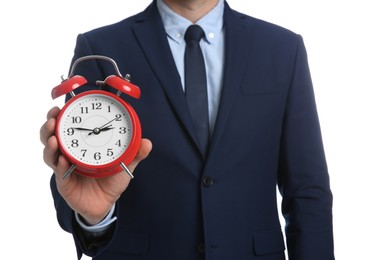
[80,107,89,114]
[71,139,79,148]
[115,140,122,147]
[72,116,82,124]
[115,114,122,121]
[108,106,111,113]
[107,148,114,157]
[119,127,127,134]
[67,128,75,136]
[81,149,87,157]
[92,102,102,110]
[94,152,101,161]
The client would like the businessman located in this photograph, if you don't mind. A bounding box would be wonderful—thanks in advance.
[40,0,335,259]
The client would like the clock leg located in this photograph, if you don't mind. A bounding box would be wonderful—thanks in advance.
[62,164,76,180]
[120,162,134,179]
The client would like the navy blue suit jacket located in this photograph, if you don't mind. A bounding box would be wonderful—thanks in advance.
[51,1,334,259]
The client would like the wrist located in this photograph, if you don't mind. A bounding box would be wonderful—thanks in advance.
[75,204,117,232]
[78,205,115,225]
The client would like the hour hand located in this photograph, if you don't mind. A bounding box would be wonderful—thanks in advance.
[100,125,115,132]
[72,127,94,131]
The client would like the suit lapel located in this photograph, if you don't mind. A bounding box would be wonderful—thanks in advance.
[208,3,253,157]
[132,3,202,154]
[131,2,253,159]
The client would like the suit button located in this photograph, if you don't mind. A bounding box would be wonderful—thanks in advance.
[197,243,205,253]
[203,176,214,187]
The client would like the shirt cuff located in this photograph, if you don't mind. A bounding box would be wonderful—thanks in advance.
[75,204,117,233]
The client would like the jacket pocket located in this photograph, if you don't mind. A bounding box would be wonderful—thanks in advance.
[252,229,286,256]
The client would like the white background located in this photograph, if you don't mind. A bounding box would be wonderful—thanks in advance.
[1,1,369,259]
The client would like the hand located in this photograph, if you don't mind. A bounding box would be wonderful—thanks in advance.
[40,107,152,225]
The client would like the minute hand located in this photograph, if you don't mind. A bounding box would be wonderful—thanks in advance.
[88,117,119,135]
[97,116,119,129]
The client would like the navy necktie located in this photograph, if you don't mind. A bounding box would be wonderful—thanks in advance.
[184,24,210,155]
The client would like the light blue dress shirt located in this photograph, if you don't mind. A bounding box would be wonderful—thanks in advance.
[79,0,225,232]
[157,0,225,134]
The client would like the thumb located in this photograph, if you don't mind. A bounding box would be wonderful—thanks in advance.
[128,138,152,172]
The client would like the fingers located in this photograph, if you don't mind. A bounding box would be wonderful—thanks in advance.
[40,118,56,146]
[40,107,60,145]
[43,135,60,171]
[54,155,72,183]
[47,106,61,120]
[41,107,61,170]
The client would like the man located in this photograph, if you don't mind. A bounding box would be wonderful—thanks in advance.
[40,0,335,259]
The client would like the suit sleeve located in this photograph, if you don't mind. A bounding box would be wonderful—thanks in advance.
[277,36,335,259]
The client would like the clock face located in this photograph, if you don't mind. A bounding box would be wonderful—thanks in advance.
[57,92,133,167]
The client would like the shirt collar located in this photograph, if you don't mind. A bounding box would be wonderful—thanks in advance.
[157,0,224,44]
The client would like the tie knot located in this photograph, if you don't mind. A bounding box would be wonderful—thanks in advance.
[185,25,205,43]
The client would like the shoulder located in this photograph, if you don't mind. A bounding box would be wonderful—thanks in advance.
[226,4,301,46]
[82,15,140,40]
[81,2,155,41]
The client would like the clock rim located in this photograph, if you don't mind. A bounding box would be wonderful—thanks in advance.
[55,90,142,178]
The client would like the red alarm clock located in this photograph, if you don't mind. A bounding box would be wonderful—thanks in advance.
[51,55,141,179]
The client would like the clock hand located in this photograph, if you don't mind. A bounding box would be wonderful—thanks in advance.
[72,127,95,131]
[87,116,120,135]
[72,126,113,133]
[97,116,120,130]
[88,124,115,135]
[100,125,115,132]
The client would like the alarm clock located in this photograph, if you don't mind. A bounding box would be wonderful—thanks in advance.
[51,55,141,179]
